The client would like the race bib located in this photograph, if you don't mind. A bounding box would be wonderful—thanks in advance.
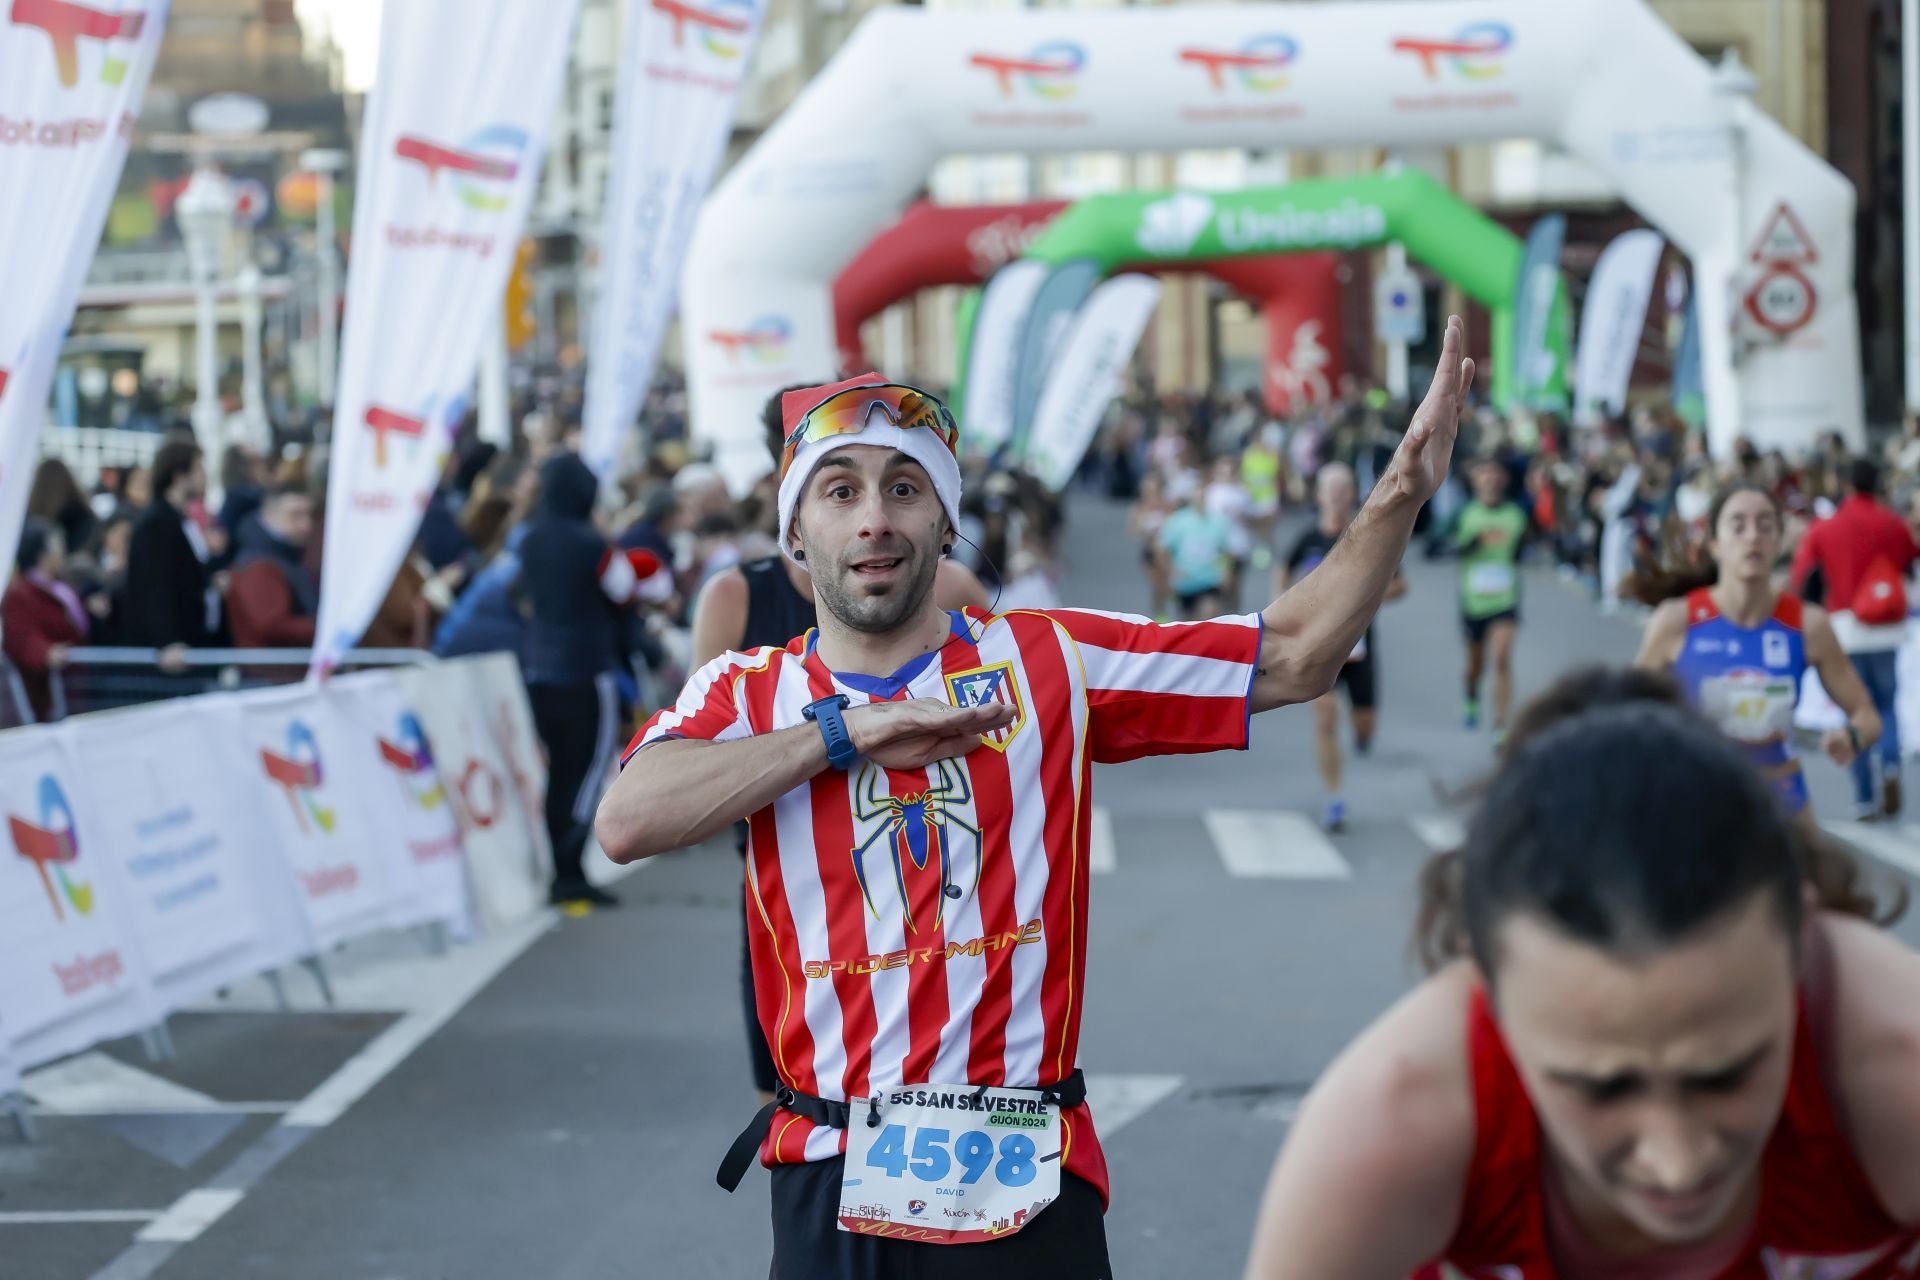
[1467,563,1516,597]
[839,1085,1061,1245]
[1700,670,1798,744]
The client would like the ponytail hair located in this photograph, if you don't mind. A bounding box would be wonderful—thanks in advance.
[1621,480,1782,609]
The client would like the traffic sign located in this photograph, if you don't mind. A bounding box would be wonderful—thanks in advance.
[1748,202,1818,265]
[1744,261,1817,337]
[231,178,272,228]
[1374,268,1425,344]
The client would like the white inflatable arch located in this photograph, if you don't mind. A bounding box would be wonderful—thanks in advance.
[683,0,1858,490]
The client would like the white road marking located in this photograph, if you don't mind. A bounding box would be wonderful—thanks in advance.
[135,1189,243,1243]
[1083,1074,1182,1135]
[285,911,553,1128]
[23,1052,218,1116]
[0,1210,163,1225]
[1408,814,1467,853]
[28,1100,292,1117]
[1823,821,1920,881]
[1203,810,1352,879]
[1089,806,1116,875]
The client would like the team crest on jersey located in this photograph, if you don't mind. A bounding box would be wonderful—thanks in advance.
[943,661,1026,752]
[849,759,983,934]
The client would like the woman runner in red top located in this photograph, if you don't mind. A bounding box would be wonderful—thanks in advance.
[1245,668,1920,1280]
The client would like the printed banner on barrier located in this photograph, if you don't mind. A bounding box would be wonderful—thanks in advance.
[59,703,266,1002]
[312,0,580,675]
[580,0,764,481]
[394,659,546,931]
[330,671,474,937]
[237,686,397,949]
[0,725,145,1059]
[0,0,169,578]
[466,652,553,872]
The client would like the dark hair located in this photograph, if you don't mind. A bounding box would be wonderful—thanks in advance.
[1414,666,1905,972]
[453,442,499,497]
[16,518,57,574]
[639,485,681,528]
[27,459,81,520]
[151,441,202,501]
[1849,456,1881,497]
[220,443,258,494]
[763,382,818,462]
[693,510,740,539]
[1624,481,1780,606]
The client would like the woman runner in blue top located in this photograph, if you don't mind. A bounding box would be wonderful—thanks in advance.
[1635,482,1881,821]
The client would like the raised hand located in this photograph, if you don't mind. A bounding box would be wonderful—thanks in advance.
[848,699,1015,770]
[1382,315,1477,506]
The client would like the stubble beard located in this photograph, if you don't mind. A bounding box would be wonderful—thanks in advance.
[809,537,941,636]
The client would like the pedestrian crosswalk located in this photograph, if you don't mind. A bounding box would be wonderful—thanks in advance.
[1087,806,1353,880]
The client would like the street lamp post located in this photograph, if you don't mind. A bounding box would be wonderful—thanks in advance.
[237,264,267,449]
[300,148,350,408]
[176,166,236,457]
[1710,49,1757,371]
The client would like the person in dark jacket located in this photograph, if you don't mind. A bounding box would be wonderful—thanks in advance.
[123,441,224,649]
[519,452,670,909]
[434,523,532,666]
[2,520,88,722]
[227,485,319,649]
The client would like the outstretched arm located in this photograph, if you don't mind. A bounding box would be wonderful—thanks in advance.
[1251,318,1476,712]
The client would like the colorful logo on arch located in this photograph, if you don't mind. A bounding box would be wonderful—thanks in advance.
[707,314,791,365]
[379,712,447,811]
[260,720,338,835]
[1392,22,1511,81]
[1179,35,1298,92]
[968,43,1084,100]
[393,124,528,212]
[652,0,753,58]
[11,0,145,90]
[9,775,93,921]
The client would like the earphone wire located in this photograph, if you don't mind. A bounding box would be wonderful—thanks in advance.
[952,529,1004,615]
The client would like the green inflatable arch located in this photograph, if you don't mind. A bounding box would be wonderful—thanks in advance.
[985,169,1569,412]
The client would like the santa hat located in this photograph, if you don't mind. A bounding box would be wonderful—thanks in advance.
[775,373,963,570]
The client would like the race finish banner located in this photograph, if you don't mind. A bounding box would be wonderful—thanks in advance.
[0,0,168,577]
[312,0,579,677]
[580,0,765,482]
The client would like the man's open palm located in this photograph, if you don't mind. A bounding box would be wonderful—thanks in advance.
[1384,314,1476,506]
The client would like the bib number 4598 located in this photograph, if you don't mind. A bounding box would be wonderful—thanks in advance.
[865,1123,1038,1189]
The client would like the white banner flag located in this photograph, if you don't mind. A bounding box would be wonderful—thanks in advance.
[1574,228,1665,425]
[962,260,1050,457]
[312,0,579,676]
[0,0,167,577]
[1025,275,1162,492]
[581,0,765,482]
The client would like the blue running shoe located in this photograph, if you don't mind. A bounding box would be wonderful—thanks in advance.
[1323,797,1347,833]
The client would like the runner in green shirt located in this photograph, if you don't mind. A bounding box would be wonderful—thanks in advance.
[1454,459,1528,739]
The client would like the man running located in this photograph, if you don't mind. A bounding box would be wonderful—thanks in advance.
[1279,463,1406,832]
[1455,457,1527,738]
[598,317,1475,1277]
[1244,670,1920,1278]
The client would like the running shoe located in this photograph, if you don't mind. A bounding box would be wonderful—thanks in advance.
[1463,699,1481,730]
[550,882,622,911]
[1323,798,1347,833]
[1885,774,1903,819]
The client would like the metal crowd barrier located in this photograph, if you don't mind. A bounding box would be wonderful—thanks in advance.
[16,646,438,727]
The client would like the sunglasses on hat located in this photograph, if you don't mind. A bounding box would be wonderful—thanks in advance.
[779,383,959,481]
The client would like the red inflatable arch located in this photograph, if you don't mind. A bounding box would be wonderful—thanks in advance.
[832,199,1344,415]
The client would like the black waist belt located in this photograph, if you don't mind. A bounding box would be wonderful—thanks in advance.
[716,1069,1087,1193]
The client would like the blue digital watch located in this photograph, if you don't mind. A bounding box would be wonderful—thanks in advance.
[803,694,859,770]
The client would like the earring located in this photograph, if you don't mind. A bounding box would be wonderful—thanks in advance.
[793,548,806,561]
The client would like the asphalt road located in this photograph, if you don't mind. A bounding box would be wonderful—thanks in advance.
[6,492,1918,1280]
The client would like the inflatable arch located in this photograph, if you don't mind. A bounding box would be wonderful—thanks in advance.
[1001,171,1566,414]
[834,198,1344,415]
[683,0,1859,490]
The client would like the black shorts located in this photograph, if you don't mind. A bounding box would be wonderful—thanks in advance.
[1175,588,1223,616]
[770,1158,1113,1280]
[1335,651,1377,710]
[1461,609,1519,645]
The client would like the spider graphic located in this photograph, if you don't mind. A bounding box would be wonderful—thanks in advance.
[850,758,983,933]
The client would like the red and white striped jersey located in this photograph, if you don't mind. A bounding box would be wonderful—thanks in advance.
[624,606,1261,1203]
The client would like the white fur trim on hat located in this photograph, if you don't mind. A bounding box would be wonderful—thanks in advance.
[776,417,963,570]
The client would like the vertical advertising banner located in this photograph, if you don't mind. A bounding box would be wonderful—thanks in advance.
[237,686,397,949]
[1024,275,1162,492]
[0,725,146,1064]
[61,703,275,1008]
[1511,213,1566,409]
[961,261,1050,457]
[0,0,168,576]
[329,671,474,937]
[1574,229,1665,425]
[581,0,765,482]
[312,0,580,676]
